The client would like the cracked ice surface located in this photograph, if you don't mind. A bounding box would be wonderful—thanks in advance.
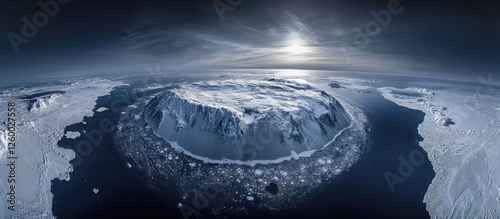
[0,78,125,218]
[378,85,500,219]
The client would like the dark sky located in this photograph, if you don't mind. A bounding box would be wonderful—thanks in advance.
[0,0,499,82]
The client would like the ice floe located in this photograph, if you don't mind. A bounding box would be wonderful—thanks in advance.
[378,85,500,219]
[0,78,125,218]
[64,131,81,139]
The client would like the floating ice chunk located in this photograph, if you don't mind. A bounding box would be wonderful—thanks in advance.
[64,131,81,139]
[93,189,99,194]
[127,163,132,168]
[246,196,254,201]
[96,107,109,112]
[280,171,288,177]
[254,169,263,176]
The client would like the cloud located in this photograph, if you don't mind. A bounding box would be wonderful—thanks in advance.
[117,11,346,69]
[1,0,498,82]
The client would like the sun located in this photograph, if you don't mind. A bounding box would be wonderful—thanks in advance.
[282,39,311,55]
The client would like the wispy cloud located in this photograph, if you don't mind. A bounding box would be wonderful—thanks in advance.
[116,10,384,72]
[1,0,497,81]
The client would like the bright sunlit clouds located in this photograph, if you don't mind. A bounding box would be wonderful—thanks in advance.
[283,38,311,55]
[281,30,315,55]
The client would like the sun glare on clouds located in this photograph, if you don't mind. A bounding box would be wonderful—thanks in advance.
[280,29,316,56]
[283,38,311,55]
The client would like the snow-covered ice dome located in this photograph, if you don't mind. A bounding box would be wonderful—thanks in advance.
[114,78,369,214]
[144,79,351,163]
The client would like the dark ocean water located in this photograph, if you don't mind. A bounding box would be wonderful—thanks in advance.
[301,89,434,219]
[51,75,434,219]
[52,85,178,219]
